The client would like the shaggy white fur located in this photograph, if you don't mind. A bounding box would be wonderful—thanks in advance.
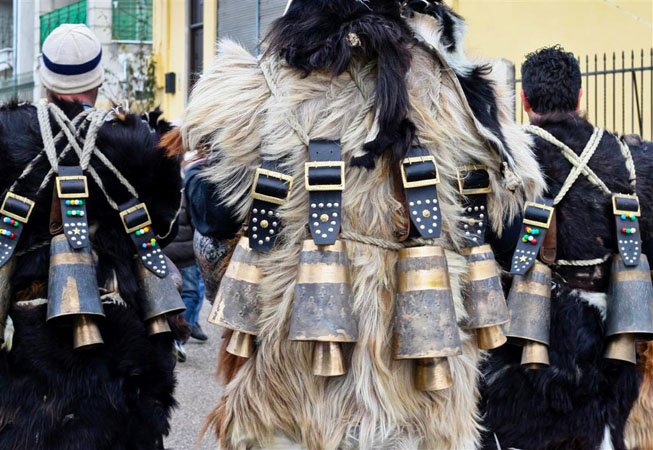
[573,290,608,321]
[182,12,543,450]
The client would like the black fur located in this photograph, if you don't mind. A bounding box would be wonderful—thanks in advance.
[481,113,653,449]
[264,0,416,168]
[522,46,582,114]
[0,100,182,449]
[404,0,461,54]
[0,305,176,450]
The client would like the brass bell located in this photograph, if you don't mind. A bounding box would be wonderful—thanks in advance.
[208,236,261,358]
[395,245,462,391]
[47,234,104,349]
[605,254,653,363]
[415,358,453,391]
[461,245,509,350]
[289,239,357,377]
[0,259,16,344]
[505,260,551,369]
[136,259,186,336]
[604,333,636,364]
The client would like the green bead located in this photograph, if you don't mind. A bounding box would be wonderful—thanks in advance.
[66,211,72,216]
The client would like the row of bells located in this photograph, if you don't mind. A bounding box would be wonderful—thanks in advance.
[0,234,186,350]
[209,237,512,391]
[508,254,653,368]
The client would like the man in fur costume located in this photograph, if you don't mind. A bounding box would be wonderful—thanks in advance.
[480,46,653,450]
[182,1,542,448]
[0,24,182,449]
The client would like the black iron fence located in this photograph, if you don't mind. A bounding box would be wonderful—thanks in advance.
[515,48,653,141]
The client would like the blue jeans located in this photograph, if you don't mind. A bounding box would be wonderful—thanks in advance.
[180,264,204,329]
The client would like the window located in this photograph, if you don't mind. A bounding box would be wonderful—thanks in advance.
[40,0,87,47]
[189,0,203,93]
[217,0,286,54]
[112,0,152,42]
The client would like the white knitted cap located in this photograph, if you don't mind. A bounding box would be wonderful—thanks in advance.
[40,24,104,95]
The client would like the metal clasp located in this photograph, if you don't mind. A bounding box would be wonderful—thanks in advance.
[304,161,345,191]
[456,164,492,195]
[0,192,35,223]
[120,203,152,234]
[612,193,641,217]
[56,175,89,199]
[400,156,440,189]
[523,201,554,229]
[250,168,294,205]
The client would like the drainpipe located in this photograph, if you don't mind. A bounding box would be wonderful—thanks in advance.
[12,0,17,83]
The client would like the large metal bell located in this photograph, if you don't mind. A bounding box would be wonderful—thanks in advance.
[47,234,104,349]
[289,239,357,377]
[208,236,261,358]
[395,245,462,391]
[605,254,653,363]
[505,261,551,369]
[136,260,186,336]
[461,245,509,350]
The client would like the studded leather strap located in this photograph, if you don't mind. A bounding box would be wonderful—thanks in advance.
[0,192,35,268]
[457,165,491,247]
[306,140,344,245]
[248,161,293,251]
[56,166,90,249]
[510,197,554,275]
[401,147,441,239]
[613,194,642,267]
[120,198,168,278]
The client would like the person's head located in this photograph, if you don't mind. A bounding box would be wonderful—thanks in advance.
[520,46,582,119]
[40,24,104,106]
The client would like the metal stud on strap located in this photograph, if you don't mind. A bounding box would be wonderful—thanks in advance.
[613,193,642,267]
[0,192,35,268]
[457,165,491,247]
[57,166,91,249]
[402,148,441,239]
[120,199,167,277]
[510,198,554,275]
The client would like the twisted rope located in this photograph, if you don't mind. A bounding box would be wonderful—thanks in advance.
[524,124,611,195]
[340,231,436,250]
[553,127,604,206]
[618,138,637,189]
[553,254,611,267]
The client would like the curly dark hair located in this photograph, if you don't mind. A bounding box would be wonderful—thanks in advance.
[521,46,581,114]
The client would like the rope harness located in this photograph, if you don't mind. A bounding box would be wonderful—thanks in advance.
[523,124,637,267]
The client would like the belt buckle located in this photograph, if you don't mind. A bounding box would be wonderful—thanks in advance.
[522,201,554,229]
[56,175,89,199]
[0,192,35,223]
[612,193,641,217]
[456,164,492,195]
[120,202,152,234]
[304,161,345,191]
[400,156,440,189]
[250,168,294,205]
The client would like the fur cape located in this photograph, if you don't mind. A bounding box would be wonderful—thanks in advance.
[0,100,182,449]
[625,342,653,450]
[182,3,543,449]
[480,114,653,450]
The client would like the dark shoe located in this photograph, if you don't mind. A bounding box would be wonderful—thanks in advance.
[191,323,208,341]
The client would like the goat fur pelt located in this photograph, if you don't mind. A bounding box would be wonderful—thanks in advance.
[625,342,653,450]
[480,114,653,450]
[0,304,176,450]
[0,100,182,449]
[181,4,543,449]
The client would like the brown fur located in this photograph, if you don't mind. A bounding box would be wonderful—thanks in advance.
[159,128,187,160]
[625,342,653,450]
[181,12,543,450]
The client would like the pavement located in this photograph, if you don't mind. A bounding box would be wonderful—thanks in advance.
[165,302,223,450]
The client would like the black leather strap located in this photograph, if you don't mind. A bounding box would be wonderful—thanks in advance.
[0,192,34,268]
[306,140,344,245]
[613,194,642,267]
[401,147,441,239]
[457,165,491,247]
[56,166,90,249]
[119,198,168,278]
[248,161,292,251]
[510,197,554,275]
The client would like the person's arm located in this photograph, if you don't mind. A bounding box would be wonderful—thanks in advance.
[184,161,241,239]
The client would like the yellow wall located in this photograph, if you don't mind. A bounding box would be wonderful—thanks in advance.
[450,0,652,71]
[153,0,188,122]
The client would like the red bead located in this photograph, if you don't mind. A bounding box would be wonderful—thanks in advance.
[531,239,537,244]
[10,233,15,239]
[622,227,627,233]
